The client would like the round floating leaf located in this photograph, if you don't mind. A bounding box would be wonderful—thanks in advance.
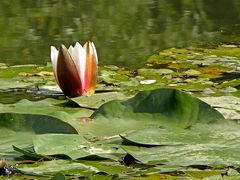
[0,112,78,134]
[0,98,94,132]
[18,159,130,178]
[0,128,33,157]
[77,88,224,137]
[18,159,99,177]
[33,134,123,160]
[138,68,174,78]
[70,92,127,109]
[200,96,240,120]
[33,134,88,159]
[121,120,240,167]
[95,88,224,124]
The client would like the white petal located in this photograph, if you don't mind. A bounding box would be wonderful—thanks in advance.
[90,42,98,64]
[50,46,58,75]
[68,45,74,55]
[70,42,86,84]
[140,79,156,85]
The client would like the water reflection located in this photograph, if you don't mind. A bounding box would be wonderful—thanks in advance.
[0,0,240,68]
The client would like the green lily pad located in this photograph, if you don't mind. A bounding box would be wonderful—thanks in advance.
[200,96,240,120]
[197,66,232,79]
[0,64,42,78]
[93,88,224,125]
[0,65,54,90]
[121,120,240,146]
[184,69,201,76]
[33,134,88,159]
[18,159,98,177]
[76,88,223,137]
[168,61,198,70]
[0,128,33,157]
[13,145,43,160]
[33,134,123,160]
[81,160,130,175]
[168,78,214,91]
[120,119,240,167]
[70,92,128,109]
[184,169,224,179]
[0,97,95,137]
[18,159,130,178]
[138,68,174,78]
[0,78,33,90]
[0,112,76,159]
[98,69,124,86]
[0,112,77,134]
[217,78,240,89]
[147,47,240,90]
[147,54,172,65]
[0,98,94,125]
[122,137,239,168]
[122,142,240,167]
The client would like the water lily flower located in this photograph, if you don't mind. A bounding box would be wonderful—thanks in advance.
[50,41,98,97]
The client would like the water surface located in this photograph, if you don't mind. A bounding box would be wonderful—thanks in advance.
[0,0,240,68]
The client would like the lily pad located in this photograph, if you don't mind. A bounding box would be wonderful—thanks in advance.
[77,88,224,137]
[119,112,240,167]
[200,96,240,120]
[122,124,240,167]
[0,64,42,78]
[18,159,98,177]
[138,68,174,77]
[0,112,77,134]
[0,98,94,125]
[0,128,33,157]
[33,134,89,159]
[217,78,240,89]
[17,159,130,178]
[33,134,124,160]
[70,92,128,109]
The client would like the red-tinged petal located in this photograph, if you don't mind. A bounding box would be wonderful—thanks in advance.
[83,41,98,96]
[57,44,83,97]
[90,42,98,64]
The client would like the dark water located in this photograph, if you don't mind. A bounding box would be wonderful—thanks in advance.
[0,0,240,68]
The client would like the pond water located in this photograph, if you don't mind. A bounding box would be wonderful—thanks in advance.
[0,0,240,68]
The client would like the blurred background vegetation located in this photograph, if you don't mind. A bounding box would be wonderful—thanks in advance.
[0,0,240,67]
